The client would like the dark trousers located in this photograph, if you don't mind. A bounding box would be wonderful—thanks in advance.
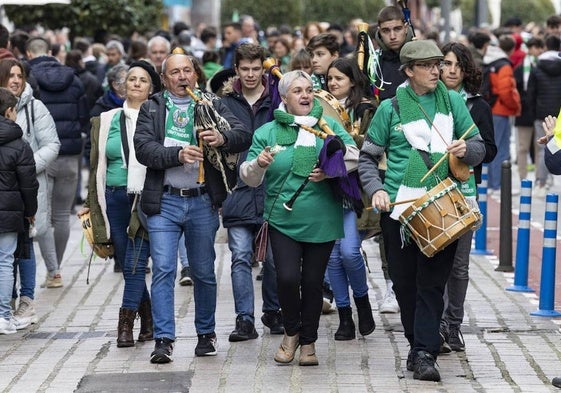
[269,227,334,345]
[381,214,457,358]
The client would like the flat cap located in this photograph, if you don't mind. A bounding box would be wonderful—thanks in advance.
[399,40,443,65]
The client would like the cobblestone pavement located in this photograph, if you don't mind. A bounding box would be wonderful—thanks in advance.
[1,215,561,393]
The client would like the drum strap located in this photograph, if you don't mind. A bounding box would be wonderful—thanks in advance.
[417,149,435,172]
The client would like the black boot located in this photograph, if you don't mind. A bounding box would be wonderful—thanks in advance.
[137,299,154,342]
[354,294,375,336]
[334,306,356,340]
[117,308,136,347]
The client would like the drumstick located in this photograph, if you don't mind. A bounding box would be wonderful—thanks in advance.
[365,197,418,210]
[419,124,476,184]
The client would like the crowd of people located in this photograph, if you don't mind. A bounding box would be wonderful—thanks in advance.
[0,5,560,386]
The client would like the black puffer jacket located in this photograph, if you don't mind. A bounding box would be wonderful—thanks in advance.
[466,94,497,184]
[374,26,414,101]
[220,78,271,228]
[28,56,89,156]
[513,62,534,127]
[527,51,561,120]
[134,91,252,214]
[0,117,38,233]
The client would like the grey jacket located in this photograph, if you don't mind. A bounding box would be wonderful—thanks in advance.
[16,83,60,235]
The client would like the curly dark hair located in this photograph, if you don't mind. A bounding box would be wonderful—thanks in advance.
[440,41,481,95]
[326,57,373,111]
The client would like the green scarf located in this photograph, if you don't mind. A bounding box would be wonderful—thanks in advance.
[273,99,324,177]
[163,91,196,146]
[390,80,454,220]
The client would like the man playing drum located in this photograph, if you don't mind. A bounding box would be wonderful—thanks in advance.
[358,40,485,382]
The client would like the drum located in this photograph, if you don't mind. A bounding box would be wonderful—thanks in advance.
[398,178,481,257]
[314,90,352,133]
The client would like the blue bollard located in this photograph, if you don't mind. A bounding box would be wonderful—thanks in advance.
[473,164,492,255]
[531,194,561,317]
[507,179,534,292]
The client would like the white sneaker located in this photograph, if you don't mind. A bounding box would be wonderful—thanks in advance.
[379,289,400,313]
[13,296,37,329]
[0,317,17,335]
[322,298,335,314]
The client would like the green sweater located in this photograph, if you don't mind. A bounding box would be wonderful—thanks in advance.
[366,89,478,202]
[246,117,355,243]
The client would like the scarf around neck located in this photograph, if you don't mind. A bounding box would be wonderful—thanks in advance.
[122,101,146,194]
[273,100,323,177]
[390,80,454,220]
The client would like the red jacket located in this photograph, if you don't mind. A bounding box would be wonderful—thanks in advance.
[490,63,521,116]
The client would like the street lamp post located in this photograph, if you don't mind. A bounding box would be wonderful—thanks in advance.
[476,0,489,27]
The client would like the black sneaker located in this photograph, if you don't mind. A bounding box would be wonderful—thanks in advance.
[179,266,193,286]
[448,325,465,352]
[261,311,284,335]
[150,337,174,364]
[406,349,415,371]
[439,325,451,354]
[195,332,217,356]
[413,351,441,382]
[228,316,258,342]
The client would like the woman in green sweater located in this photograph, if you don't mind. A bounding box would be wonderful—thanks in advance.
[240,70,358,366]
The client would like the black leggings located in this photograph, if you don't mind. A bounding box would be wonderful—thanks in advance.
[381,213,457,358]
[269,227,335,345]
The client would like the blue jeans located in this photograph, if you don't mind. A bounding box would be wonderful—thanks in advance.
[122,235,151,310]
[147,192,219,340]
[0,232,17,319]
[488,115,511,190]
[262,241,281,313]
[178,234,189,268]
[327,209,369,308]
[105,187,131,269]
[13,242,36,300]
[227,225,255,322]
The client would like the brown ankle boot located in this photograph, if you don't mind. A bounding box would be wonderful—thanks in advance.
[274,333,299,363]
[299,343,319,366]
[117,308,136,347]
[137,299,153,342]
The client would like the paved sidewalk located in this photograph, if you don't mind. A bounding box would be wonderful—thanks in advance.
[1,217,561,393]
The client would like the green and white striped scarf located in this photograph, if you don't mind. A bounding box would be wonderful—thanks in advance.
[390,80,454,220]
[273,99,324,178]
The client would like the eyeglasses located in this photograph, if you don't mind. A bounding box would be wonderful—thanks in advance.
[413,61,444,71]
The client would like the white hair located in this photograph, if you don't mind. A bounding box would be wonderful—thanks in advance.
[278,70,313,96]
[106,40,125,56]
[147,36,171,52]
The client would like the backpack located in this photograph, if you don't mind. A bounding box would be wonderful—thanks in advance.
[24,99,35,136]
[480,58,510,107]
